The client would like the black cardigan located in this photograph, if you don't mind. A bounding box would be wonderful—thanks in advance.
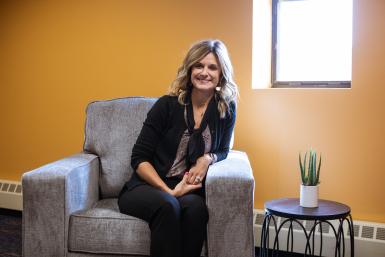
[123,95,236,192]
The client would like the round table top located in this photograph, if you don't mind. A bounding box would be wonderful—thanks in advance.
[265,198,351,220]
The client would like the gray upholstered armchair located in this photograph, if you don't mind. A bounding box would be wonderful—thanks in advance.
[22,97,254,257]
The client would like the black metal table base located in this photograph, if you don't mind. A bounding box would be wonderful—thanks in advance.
[260,212,355,257]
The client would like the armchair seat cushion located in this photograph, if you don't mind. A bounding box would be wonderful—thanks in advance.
[68,198,207,256]
[68,199,150,255]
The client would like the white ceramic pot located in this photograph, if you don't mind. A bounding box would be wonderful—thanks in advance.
[300,184,319,208]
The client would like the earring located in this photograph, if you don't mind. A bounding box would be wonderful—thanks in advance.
[215,86,221,91]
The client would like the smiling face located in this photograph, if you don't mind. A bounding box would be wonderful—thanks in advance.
[190,52,222,93]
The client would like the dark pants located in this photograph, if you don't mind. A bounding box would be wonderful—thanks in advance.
[118,178,208,257]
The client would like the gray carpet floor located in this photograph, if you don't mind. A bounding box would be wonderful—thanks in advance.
[0,209,21,257]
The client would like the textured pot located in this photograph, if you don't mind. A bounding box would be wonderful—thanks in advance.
[300,185,319,208]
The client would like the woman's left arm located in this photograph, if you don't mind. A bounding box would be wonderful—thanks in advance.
[211,102,237,162]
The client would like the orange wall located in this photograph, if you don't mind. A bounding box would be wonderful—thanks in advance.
[1,0,385,222]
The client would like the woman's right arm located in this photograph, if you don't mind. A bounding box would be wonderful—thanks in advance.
[136,161,173,195]
[131,96,170,171]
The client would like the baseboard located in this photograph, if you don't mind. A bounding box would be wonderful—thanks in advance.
[0,207,22,217]
[254,247,316,257]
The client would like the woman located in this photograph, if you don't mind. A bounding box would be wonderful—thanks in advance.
[118,39,239,257]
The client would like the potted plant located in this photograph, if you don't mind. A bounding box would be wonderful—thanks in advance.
[299,149,321,207]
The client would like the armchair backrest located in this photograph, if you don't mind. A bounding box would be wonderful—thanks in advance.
[83,97,157,198]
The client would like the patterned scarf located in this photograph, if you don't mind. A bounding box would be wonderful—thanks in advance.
[185,95,216,168]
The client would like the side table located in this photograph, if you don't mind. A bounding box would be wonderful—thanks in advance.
[260,198,354,257]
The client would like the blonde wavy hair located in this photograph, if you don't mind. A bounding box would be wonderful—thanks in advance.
[169,39,239,118]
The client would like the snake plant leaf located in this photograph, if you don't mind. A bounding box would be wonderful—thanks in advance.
[303,152,308,184]
[307,151,312,185]
[299,153,304,184]
[311,152,317,186]
[316,154,322,184]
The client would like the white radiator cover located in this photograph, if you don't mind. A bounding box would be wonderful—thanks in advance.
[0,179,22,211]
[253,209,385,257]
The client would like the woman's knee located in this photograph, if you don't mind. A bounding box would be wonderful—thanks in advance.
[150,193,182,226]
[159,196,181,217]
[179,194,208,221]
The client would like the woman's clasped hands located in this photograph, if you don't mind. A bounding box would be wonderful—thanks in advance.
[171,172,201,197]
[171,155,211,197]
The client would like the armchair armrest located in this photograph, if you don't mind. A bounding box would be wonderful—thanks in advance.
[205,150,255,257]
[22,153,99,257]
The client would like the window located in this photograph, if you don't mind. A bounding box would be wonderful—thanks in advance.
[252,0,353,89]
[272,0,353,88]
